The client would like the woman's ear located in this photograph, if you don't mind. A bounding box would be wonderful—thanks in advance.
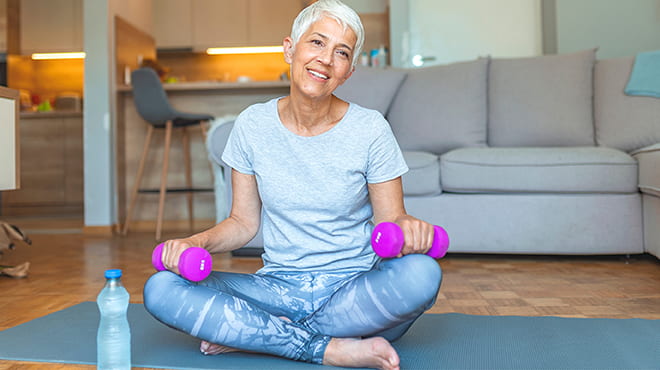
[283,37,294,64]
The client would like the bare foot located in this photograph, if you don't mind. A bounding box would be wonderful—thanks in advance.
[323,337,400,370]
[200,340,239,355]
[200,316,293,356]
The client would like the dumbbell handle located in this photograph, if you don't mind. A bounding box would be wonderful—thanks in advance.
[371,222,449,259]
[152,243,212,282]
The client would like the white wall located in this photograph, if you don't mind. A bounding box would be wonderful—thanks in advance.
[391,0,542,67]
[556,0,660,59]
[83,0,114,227]
[391,0,660,67]
[83,0,153,228]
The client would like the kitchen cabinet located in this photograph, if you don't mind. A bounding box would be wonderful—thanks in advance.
[153,0,304,50]
[1,113,83,216]
[20,0,83,54]
[192,0,248,48]
[248,0,302,46]
[0,0,6,52]
[153,0,193,49]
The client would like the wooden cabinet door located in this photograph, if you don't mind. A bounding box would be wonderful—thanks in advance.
[0,0,7,53]
[192,0,249,49]
[1,116,83,214]
[189,0,304,49]
[4,118,67,205]
[62,117,83,204]
[153,0,193,49]
[20,0,83,54]
[247,0,303,46]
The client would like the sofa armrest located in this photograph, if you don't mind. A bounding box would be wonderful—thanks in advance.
[633,143,660,197]
[632,143,660,258]
[206,119,235,169]
[206,119,235,222]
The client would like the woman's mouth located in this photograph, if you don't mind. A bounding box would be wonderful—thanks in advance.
[308,69,329,80]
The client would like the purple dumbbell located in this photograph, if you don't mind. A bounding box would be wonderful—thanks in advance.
[152,243,212,282]
[371,222,449,259]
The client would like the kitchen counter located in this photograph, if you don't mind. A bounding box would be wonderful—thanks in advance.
[20,110,83,119]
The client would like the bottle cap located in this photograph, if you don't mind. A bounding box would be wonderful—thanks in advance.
[105,269,122,279]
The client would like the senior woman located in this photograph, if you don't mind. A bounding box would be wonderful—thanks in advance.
[143,1,441,369]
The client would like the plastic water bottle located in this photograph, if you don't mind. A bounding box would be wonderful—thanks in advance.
[97,269,131,370]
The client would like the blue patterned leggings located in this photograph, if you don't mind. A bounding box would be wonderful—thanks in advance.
[143,254,442,364]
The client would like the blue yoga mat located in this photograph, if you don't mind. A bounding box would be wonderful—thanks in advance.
[0,302,658,369]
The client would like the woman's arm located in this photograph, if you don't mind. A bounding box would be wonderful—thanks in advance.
[160,169,262,273]
[368,177,435,256]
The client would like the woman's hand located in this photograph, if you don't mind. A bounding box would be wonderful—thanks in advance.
[159,236,204,275]
[395,215,435,257]
[367,177,434,257]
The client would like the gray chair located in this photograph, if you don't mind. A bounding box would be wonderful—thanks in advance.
[122,67,214,240]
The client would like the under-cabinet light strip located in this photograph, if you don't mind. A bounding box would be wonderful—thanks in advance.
[31,52,86,60]
[206,46,283,55]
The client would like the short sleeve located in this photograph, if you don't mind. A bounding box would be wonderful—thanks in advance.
[366,115,408,183]
[221,114,255,175]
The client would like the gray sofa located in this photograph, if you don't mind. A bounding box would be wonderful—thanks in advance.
[208,49,660,258]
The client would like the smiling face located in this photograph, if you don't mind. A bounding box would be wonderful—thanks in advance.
[284,16,357,100]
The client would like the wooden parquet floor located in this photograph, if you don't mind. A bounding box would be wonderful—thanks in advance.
[0,219,659,369]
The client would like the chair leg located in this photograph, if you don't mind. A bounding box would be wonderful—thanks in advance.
[200,120,209,140]
[156,121,173,240]
[182,126,194,231]
[122,125,154,236]
[200,120,215,177]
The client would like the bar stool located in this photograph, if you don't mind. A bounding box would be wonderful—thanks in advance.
[122,67,214,240]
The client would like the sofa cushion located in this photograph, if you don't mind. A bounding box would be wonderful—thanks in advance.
[334,66,407,115]
[488,49,596,147]
[401,151,441,196]
[440,147,638,194]
[387,58,488,154]
[595,57,660,153]
[633,143,660,197]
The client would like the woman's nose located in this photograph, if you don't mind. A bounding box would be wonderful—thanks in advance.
[317,48,333,65]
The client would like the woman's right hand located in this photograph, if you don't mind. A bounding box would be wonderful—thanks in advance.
[159,238,200,275]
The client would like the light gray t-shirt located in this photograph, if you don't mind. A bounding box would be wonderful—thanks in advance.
[222,97,408,274]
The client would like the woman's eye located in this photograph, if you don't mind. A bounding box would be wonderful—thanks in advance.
[337,50,349,58]
[311,39,323,46]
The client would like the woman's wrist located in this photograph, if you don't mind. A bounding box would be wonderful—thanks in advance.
[186,232,210,250]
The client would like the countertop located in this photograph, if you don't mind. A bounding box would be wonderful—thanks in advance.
[116,80,290,92]
[20,110,83,119]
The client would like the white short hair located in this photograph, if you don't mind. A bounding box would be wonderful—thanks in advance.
[290,0,365,66]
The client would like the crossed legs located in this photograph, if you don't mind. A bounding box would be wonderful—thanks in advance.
[143,254,442,367]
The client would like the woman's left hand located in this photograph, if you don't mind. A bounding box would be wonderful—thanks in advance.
[394,215,435,257]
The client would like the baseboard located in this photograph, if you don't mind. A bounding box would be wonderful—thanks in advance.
[83,225,116,235]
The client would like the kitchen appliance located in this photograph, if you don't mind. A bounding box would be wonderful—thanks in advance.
[54,92,82,111]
